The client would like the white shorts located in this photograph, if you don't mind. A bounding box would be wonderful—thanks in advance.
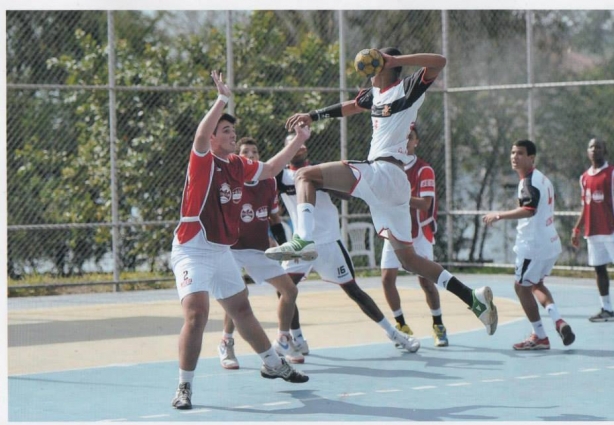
[346,160,412,243]
[514,255,559,286]
[232,249,287,285]
[380,233,433,269]
[282,240,354,284]
[586,236,614,266]
[171,232,245,301]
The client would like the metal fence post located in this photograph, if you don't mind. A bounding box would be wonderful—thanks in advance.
[442,10,454,263]
[339,10,349,246]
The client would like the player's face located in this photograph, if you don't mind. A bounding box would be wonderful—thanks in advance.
[510,146,533,172]
[211,120,237,155]
[406,130,419,154]
[238,144,259,161]
[588,139,606,164]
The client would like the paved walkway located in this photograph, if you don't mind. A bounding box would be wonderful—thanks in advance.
[7,274,614,421]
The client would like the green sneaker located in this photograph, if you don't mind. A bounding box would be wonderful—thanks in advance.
[264,235,318,262]
[433,324,449,347]
[470,286,498,335]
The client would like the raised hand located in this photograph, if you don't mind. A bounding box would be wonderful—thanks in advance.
[211,70,231,98]
[285,113,312,131]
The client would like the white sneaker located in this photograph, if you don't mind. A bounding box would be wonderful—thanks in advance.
[470,286,498,335]
[273,335,305,364]
[389,329,420,353]
[218,338,240,370]
[293,339,310,355]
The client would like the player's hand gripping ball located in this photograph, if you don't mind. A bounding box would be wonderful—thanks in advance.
[354,48,384,78]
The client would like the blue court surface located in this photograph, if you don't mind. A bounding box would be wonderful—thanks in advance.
[7,275,614,422]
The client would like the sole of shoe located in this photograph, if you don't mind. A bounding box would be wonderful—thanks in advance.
[220,362,240,370]
[172,400,192,410]
[589,316,614,322]
[435,339,449,347]
[260,370,309,383]
[512,343,550,350]
[477,287,498,336]
[557,323,575,346]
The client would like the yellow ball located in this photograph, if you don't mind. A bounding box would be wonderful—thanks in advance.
[354,48,384,78]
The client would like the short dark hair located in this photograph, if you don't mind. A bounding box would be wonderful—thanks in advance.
[213,113,236,135]
[380,47,403,78]
[236,136,257,153]
[513,139,536,156]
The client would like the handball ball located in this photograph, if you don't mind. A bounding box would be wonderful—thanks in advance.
[354,48,384,78]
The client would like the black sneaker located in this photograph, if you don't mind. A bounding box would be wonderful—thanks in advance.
[555,319,575,346]
[260,358,309,383]
[589,308,614,323]
[171,382,192,410]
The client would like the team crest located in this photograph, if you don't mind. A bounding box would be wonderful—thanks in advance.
[592,190,604,203]
[241,204,255,222]
[232,187,243,204]
[256,206,269,221]
[219,183,231,204]
[382,104,392,117]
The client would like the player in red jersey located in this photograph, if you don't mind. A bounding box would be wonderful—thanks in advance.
[217,137,305,370]
[380,126,449,347]
[169,71,310,410]
[572,138,614,322]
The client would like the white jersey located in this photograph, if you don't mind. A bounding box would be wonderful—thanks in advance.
[355,68,434,165]
[514,168,562,260]
[276,167,341,244]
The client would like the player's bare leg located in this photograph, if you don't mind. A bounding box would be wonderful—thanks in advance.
[531,282,575,346]
[266,274,304,363]
[390,236,498,335]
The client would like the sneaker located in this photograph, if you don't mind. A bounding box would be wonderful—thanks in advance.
[260,358,309,383]
[218,338,240,370]
[393,323,413,348]
[470,286,498,335]
[388,328,420,353]
[273,335,305,364]
[171,382,192,410]
[264,235,318,262]
[589,308,614,322]
[293,338,310,355]
[512,334,550,350]
[433,324,449,347]
[555,319,575,346]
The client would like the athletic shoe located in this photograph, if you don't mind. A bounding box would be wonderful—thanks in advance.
[393,323,413,348]
[260,358,309,383]
[588,308,614,322]
[218,338,240,370]
[293,338,310,355]
[470,286,498,335]
[264,235,318,262]
[433,324,449,347]
[555,319,575,346]
[513,334,550,350]
[388,328,420,353]
[171,382,192,410]
[273,335,305,364]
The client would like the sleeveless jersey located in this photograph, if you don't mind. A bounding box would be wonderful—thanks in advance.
[355,67,434,165]
[276,166,341,244]
[231,178,279,251]
[174,149,262,246]
[514,168,561,259]
[579,163,614,237]
[405,157,437,241]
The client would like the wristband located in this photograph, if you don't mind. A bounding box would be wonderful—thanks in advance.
[572,228,580,235]
[309,103,343,122]
[217,94,229,104]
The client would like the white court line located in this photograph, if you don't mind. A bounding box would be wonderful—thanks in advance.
[180,408,211,414]
[375,389,402,393]
[97,419,127,422]
[447,382,471,387]
[481,378,504,382]
[235,405,254,409]
[263,401,291,406]
[548,371,569,376]
[516,375,540,379]
[607,366,614,369]
[140,414,169,419]
[338,392,366,397]
[580,368,599,372]
[412,385,437,390]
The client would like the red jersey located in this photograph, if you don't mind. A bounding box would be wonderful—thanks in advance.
[231,178,279,251]
[174,149,262,245]
[405,157,437,242]
[580,163,614,237]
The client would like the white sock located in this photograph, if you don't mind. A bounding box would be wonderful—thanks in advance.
[223,332,233,340]
[259,347,282,368]
[179,369,195,386]
[601,295,612,311]
[436,270,453,290]
[392,308,403,318]
[278,330,291,341]
[296,203,315,241]
[545,303,561,323]
[290,328,305,342]
[530,320,547,339]
[377,318,396,336]
[431,308,442,317]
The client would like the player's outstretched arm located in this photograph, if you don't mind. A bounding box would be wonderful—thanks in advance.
[381,53,446,81]
[193,70,232,153]
[285,100,365,130]
[260,124,311,180]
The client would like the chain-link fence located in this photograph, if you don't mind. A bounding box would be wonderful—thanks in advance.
[6,10,614,289]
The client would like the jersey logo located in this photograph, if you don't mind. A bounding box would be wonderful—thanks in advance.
[232,187,242,204]
[219,183,231,204]
[256,206,269,221]
[240,204,254,222]
[592,190,605,203]
[382,104,392,117]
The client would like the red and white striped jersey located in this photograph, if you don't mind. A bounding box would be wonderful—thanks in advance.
[580,163,614,237]
[174,148,262,246]
[405,157,437,242]
[232,178,279,251]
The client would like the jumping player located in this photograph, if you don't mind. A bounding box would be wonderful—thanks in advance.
[571,138,614,322]
[170,71,308,410]
[265,47,498,335]
[483,140,575,350]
